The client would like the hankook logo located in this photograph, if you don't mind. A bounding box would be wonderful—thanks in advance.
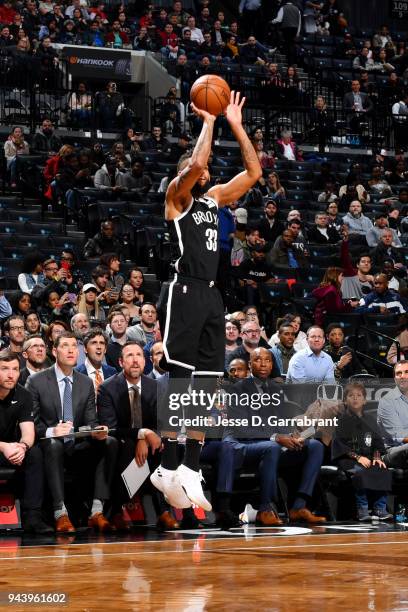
[69,56,115,67]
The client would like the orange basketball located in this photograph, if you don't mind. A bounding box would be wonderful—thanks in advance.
[190,74,231,116]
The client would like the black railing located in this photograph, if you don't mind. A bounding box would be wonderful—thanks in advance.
[354,325,398,371]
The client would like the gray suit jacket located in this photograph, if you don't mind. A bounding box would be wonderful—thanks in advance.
[25,365,97,438]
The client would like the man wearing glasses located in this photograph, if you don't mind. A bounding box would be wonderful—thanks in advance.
[19,336,48,386]
[2,316,26,367]
[226,321,281,379]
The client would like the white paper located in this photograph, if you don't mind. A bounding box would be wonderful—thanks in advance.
[121,459,150,499]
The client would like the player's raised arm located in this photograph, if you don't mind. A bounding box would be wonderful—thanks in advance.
[208,91,262,207]
[166,104,216,213]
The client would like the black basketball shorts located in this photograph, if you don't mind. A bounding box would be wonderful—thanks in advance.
[158,275,225,376]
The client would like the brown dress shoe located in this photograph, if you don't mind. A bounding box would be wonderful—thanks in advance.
[256,510,283,526]
[111,513,131,532]
[157,511,180,530]
[289,508,327,524]
[88,512,113,532]
[55,514,75,533]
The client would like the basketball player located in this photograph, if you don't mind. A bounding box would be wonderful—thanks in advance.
[151,91,262,510]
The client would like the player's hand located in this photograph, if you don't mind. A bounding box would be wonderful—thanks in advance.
[225,90,245,126]
[135,439,148,467]
[190,101,216,123]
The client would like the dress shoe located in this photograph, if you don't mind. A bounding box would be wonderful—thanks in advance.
[180,508,200,529]
[23,512,53,535]
[256,510,283,526]
[157,511,180,530]
[55,514,76,533]
[217,510,242,530]
[289,508,327,524]
[111,513,131,532]
[88,512,113,532]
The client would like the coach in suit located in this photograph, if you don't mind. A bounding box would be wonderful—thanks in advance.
[220,347,326,526]
[25,331,118,533]
[75,328,116,392]
[98,340,179,530]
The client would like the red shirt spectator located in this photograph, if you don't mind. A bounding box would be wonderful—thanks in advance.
[0,0,17,24]
[157,24,178,49]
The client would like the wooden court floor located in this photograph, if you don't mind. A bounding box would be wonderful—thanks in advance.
[0,527,408,611]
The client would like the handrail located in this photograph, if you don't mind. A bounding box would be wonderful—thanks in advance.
[355,324,400,366]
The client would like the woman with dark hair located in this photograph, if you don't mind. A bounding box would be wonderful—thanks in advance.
[268,313,308,351]
[45,320,69,363]
[99,253,124,289]
[9,291,31,317]
[312,267,359,326]
[4,126,30,189]
[282,66,304,105]
[120,128,143,156]
[119,283,141,323]
[17,252,44,293]
[333,382,392,521]
[128,267,152,305]
[24,310,44,337]
[37,288,76,325]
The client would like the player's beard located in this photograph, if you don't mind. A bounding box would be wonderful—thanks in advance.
[192,180,210,199]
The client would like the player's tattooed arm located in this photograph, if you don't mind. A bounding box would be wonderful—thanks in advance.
[208,91,262,207]
[166,104,215,214]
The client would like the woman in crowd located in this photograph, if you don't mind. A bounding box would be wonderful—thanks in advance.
[225,318,241,368]
[38,289,76,325]
[368,165,393,199]
[128,267,152,305]
[9,291,31,317]
[312,267,358,326]
[24,310,46,338]
[100,253,124,289]
[43,144,75,200]
[252,140,275,170]
[119,284,141,323]
[265,171,286,202]
[333,382,392,521]
[268,313,308,351]
[45,320,68,363]
[120,128,144,156]
[310,96,333,153]
[4,126,30,188]
[76,284,105,324]
[17,252,44,294]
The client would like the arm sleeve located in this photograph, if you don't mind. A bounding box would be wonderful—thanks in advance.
[378,398,406,445]
[17,274,31,293]
[340,239,357,277]
[0,295,12,320]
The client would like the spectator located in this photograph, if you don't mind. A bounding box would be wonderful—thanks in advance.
[370,229,405,268]
[95,82,129,132]
[76,284,105,324]
[24,311,44,337]
[270,323,297,376]
[257,198,284,243]
[226,320,280,376]
[147,341,167,380]
[67,82,93,129]
[274,129,303,161]
[227,357,249,381]
[240,35,267,65]
[267,229,307,270]
[225,319,241,367]
[259,172,286,202]
[128,268,153,306]
[93,156,123,192]
[310,96,333,152]
[32,119,61,156]
[307,212,341,244]
[158,22,179,59]
[116,158,152,195]
[326,201,343,231]
[2,316,27,367]
[333,382,392,521]
[0,293,12,324]
[106,310,128,371]
[391,93,408,150]
[9,292,31,318]
[234,245,274,306]
[4,126,30,189]
[343,80,373,133]
[356,273,407,314]
[83,221,122,260]
[272,1,302,66]
[19,335,48,385]
[377,361,408,470]
[99,253,124,290]
[252,140,275,170]
[185,16,204,45]
[366,214,401,248]
[105,20,130,48]
[342,201,373,240]
[119,285,140,324]
[36,36,60,88]
[127,303,158,346]
[325,324,366,380]
[312,267,358,326]
[17,253,44,294]
[286,325,335,383]
[142,126,169,153]
[368,166,393,199]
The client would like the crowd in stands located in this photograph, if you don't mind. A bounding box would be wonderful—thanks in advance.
[0,0,408,534]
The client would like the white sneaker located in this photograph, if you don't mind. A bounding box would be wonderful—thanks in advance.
[175,464,212,512]
[150,465,192,509]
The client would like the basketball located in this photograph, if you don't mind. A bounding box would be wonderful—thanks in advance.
[190,75,231,116]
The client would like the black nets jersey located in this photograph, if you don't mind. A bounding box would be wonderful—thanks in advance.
[169,195,219,281]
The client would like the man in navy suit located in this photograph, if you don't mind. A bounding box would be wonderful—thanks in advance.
[75,329,116,392]
[98,340,180,530]
[147,342,168,380]
[220,347,326,526]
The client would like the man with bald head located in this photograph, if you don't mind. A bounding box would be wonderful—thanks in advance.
[228,358,249,381]
[218,347,326,527]
[356,273,407,314]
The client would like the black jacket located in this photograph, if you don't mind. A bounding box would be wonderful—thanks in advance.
[97,372,158,441]
[83,232,123,258]
[307,225,341,244]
